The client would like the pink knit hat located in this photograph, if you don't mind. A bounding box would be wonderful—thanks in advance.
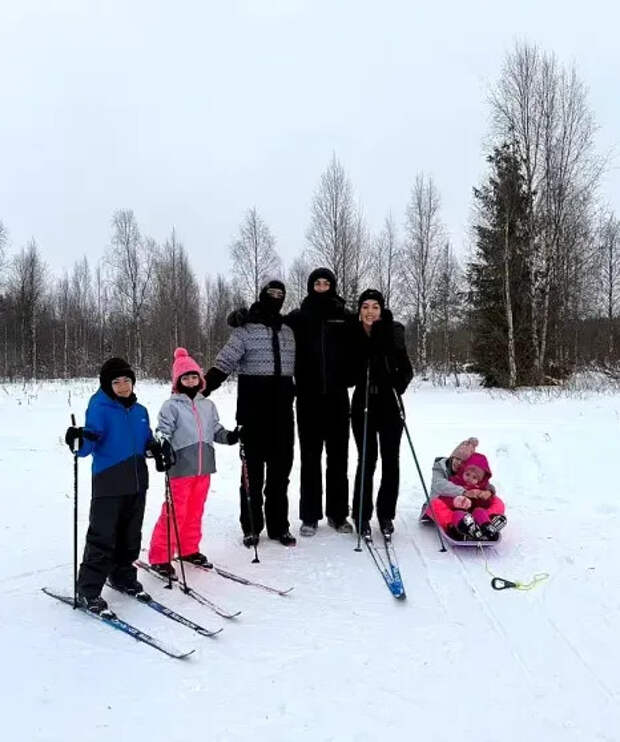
[450,437,479,462]
[171,347,205,392]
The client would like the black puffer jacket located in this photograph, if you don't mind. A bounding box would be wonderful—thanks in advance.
[285,288,355,396]
[350,310,413,408]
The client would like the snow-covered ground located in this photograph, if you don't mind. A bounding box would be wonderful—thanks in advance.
[2,378,619,742]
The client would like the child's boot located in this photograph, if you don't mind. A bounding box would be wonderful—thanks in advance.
[456,513,483,540]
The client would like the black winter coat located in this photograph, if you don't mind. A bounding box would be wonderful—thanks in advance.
[350,310,413,410]
[284,293,355,396]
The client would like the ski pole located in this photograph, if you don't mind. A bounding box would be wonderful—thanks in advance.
[391,388,446,552]
[164,477,173,590]
[355,362,372,552]
[165,472,190,593]
[71,414,78,609]
[239,438,260,564]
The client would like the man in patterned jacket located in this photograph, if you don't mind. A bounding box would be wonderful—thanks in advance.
[204,280,297,547]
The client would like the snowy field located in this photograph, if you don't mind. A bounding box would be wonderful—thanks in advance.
[2,377,619,742]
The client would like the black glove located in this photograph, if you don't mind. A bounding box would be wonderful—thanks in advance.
[226,426,242,445]
[65,426,82,451]
[64,426,98,451]
[204,367,228,397]
[149,439,175,472]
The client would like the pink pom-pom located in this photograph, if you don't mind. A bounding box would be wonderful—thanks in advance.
[174,347,188,360]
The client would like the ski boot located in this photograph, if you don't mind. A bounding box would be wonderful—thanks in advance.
[149,562,177,580]
[300,521,318,537]
[327,517,353,534]
[243,534,260,548]
[379,518,394,536]
[108,578,151,602]
[357,521,371,538]
[456,513,483,541]
[76,593,115,617]
[181,552,213,568]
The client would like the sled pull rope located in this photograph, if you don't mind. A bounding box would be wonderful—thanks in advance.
[477,545,549,591]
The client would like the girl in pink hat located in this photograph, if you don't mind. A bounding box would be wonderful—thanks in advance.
[148,348,239,578]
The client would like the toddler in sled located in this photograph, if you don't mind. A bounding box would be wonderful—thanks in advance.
[424,437,506,541]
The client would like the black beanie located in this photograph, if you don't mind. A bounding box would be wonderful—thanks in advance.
[357,288,385,313]
[259,280,286,312]
[99,357,136,394]
[307,267,337,295]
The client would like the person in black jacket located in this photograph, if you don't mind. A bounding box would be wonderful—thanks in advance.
[285,268,356,536]
[350,289,413,537]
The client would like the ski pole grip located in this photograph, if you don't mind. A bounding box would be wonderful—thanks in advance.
[491,577,517,591]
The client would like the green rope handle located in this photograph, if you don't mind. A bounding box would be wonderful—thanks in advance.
[477,544,549,591]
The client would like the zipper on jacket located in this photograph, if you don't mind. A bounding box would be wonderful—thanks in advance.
[125,405,140,493]
[191,400,204,476]
[320,320,327,394]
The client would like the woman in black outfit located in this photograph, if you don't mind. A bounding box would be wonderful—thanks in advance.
[350,289,413,537]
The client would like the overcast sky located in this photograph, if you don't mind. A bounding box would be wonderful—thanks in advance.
[1,0,618,281]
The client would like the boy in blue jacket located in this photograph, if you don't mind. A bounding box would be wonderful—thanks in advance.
[65,357,167,615]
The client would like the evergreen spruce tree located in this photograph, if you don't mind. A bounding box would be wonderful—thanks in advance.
[469,143,533,387]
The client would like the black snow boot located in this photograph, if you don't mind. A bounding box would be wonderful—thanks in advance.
[150,562,177,580]
[76,593,114,617]
[243,534,260,548]
[456,513,483,541]
[277,531,297,547]
[181,552,213,568]
[108,578,151,602]
[490,514,507,532]
[480,522,500,541]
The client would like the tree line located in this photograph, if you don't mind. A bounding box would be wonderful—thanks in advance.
[0,41,618,388]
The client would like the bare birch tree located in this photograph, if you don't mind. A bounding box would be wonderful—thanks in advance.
[373,213,398,309]
[490,41,601,381]
[597,210,620,361]
[107,209,155,369]
[230,208,281,304]
[306,154,358,302]
[10,240,46,379]
[287,254,312,308]
[401,174,444,372]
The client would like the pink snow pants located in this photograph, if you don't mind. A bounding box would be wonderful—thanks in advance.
[148,474,211,564]
[425,495,505,532]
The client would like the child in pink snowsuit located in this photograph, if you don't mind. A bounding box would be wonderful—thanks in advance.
[148,348,238,578]
[425,438,506,541]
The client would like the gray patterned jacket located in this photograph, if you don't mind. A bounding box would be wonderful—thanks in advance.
[214,323,295,377]
[157,394,230,478]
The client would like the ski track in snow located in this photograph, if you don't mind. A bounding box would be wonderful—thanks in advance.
[3,379,620,742]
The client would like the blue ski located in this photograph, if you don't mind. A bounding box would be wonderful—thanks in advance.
[42,587,194,659]
[363,536,406,601]
[106,584,222,637]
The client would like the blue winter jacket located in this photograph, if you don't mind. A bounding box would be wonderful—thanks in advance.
[77,388,154,497]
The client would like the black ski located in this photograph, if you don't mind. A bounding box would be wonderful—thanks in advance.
[42,587,194,659]
[106,584,223,637]
[179,560,294,597]
[135,560,241,619]
[363,536,406,601]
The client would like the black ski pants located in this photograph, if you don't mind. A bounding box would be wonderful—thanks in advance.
[78,492,146,598]
[296,390,350,524]
[351,400,403,526]
[239,415,294,539]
